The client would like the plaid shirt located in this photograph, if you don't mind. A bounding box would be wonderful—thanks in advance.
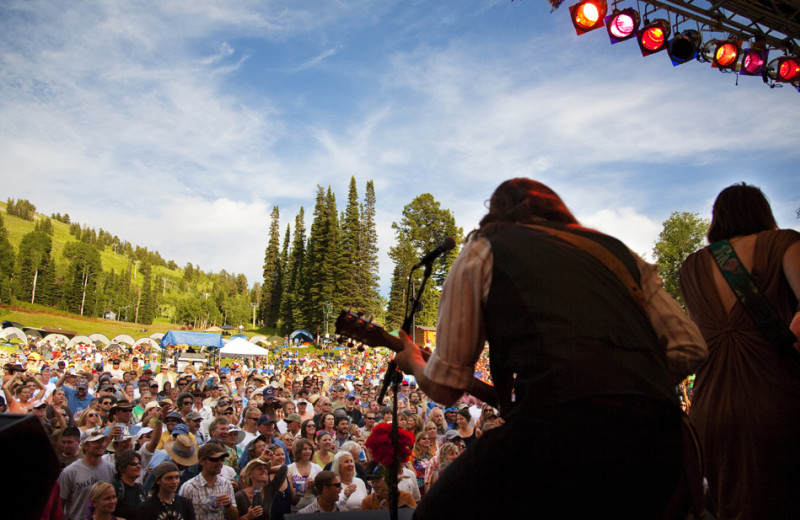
[178,472,236,520]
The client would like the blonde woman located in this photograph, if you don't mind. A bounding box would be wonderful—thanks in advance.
[86,481,121,520]
[77,408,104,433]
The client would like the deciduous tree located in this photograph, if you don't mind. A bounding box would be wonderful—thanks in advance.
[652,211,709,306]
[386,194,463,330]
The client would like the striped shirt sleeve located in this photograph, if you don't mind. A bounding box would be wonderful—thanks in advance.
[423,237,493,390]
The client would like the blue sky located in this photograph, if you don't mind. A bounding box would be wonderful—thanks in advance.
[2,0,798,297]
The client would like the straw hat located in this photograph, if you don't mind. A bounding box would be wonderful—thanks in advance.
[164,434,198,466]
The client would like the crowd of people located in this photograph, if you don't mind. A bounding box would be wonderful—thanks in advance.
[2,179,798,520]
[1,340,493,519]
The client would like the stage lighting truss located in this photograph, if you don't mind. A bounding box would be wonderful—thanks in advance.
[556,0,800,93]
[569,0,608,35]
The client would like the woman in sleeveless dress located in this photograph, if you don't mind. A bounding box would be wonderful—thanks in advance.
[680,183,800,520]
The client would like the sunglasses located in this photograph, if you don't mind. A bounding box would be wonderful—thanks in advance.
[87,413,99,418]
[206,455,228,462]
[129,461,142,467]
[327,482,342,488]
[223,411,234,416]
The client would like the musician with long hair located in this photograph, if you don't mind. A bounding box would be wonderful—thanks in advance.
[395,178,699,519]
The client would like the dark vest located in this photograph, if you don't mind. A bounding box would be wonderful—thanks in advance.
[484,224,677,414]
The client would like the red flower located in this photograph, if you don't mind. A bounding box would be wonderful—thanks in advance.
[365,422,415,466]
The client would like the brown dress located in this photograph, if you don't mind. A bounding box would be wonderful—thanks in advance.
[680,229,800,520]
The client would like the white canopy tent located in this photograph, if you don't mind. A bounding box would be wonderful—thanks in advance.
[1,327,26,343]
[219,337,270,358]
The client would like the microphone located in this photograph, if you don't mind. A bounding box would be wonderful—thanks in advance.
[412,236,456,270]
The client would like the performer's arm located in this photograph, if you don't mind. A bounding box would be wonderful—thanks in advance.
[395,237,493,406]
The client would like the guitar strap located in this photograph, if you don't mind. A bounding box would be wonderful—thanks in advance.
[709,239,800,361]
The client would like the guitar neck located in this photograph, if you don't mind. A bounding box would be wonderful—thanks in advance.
[335,311,498,408]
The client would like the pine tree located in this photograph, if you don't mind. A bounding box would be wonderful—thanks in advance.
[0,214,16,303]
[357,180,381,317]
[138,262,154,324]
[260,206,282,327]
[275,223,291,332]
[338,178,361,308]
[15,230,54,305]
[301,186,345,337]
[62,241,102,316]
[280,208,307,333]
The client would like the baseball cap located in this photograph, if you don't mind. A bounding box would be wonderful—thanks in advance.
[285,413,302,423]
[444,430,462,441]
[80,427,108,446]
[257,415,276,426]
[171,423,190,436]
[165,411,184,423]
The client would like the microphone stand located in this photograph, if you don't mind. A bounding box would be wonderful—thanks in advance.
[378,261,434,520]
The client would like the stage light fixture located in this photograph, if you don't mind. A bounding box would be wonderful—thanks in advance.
[778,56,800,82]
[740,48,768,76]
[637,19,671,56]
[667,30,701,66]
[569,0,608,35]
[714,41,741,69]
[765,56,800,82]
[605,8,639,44]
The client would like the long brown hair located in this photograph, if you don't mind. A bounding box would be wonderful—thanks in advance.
[476,178,578,238]
[708,183,777,242]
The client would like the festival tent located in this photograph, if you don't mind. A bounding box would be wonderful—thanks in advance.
[161,330,224,349]
[249,335,268,346]
[42,333,70,345]
[205,326,223,332]
[220,337,270,358]
[133,337,161,350]
[1,327,26,343]
[89,333,111,347]
[267,335,284,344]
[290,330,314,344]
[111,334,135,346]
[67,335,94,350]
[2,321,24,329]
[23,327,42,338]
[149,332,165,342]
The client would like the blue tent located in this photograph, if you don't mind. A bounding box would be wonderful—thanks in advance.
[161,330,224,349]
[290,329,314,343]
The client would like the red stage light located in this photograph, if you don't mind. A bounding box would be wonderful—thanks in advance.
[605,8,639,43]
[637,19,671,56]
[569,0,608,35]
[714,42,740,69]
[778,57,800,82]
